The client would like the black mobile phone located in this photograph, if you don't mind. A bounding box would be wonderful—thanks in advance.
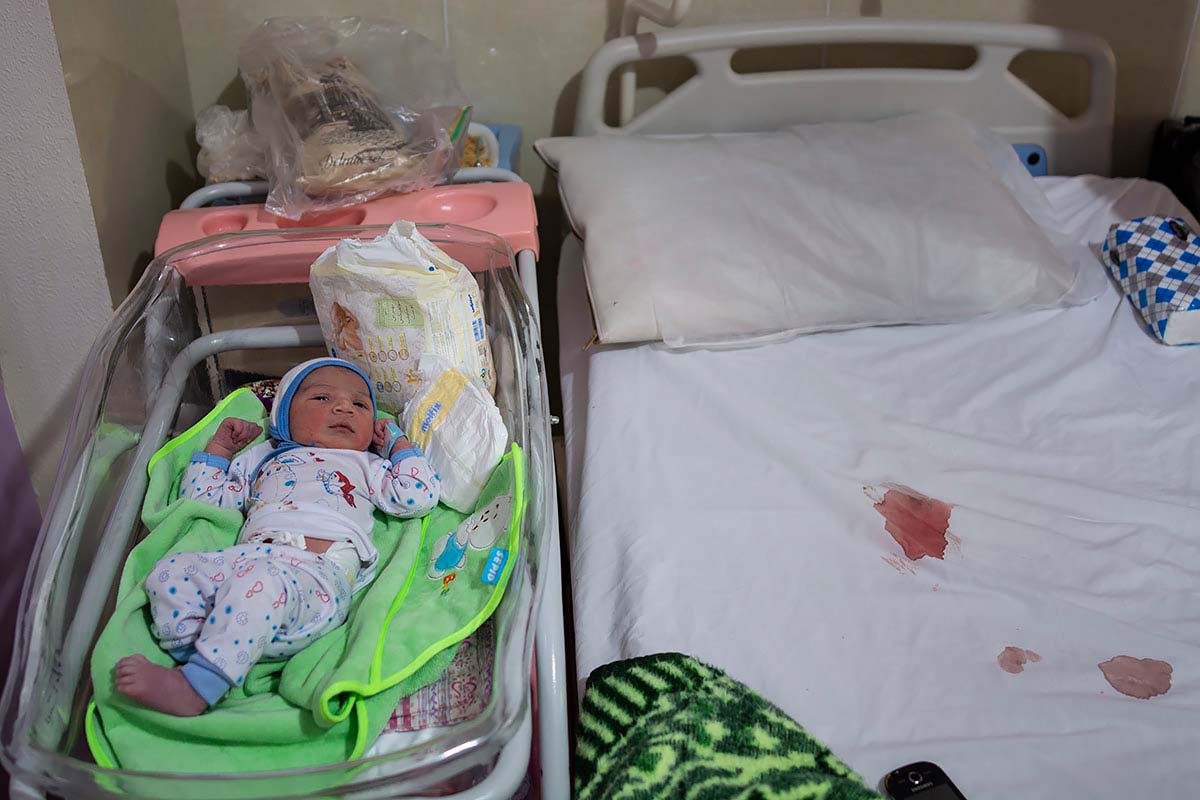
[883,761,968,799]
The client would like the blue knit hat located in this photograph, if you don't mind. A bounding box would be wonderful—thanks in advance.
[268,357,375,446]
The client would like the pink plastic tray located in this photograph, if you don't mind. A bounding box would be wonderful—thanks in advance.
[155,182,539,287]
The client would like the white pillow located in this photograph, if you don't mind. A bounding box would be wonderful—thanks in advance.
[536,112,1101,347]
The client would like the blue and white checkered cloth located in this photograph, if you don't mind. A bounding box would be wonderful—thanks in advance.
[1103,216,1200,344]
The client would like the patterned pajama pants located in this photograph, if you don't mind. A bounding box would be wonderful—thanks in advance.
[144,542,352,687]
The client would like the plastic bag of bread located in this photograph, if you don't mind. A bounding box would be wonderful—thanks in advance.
[238,17,470,219]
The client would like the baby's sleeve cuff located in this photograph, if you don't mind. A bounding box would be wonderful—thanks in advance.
[190,452,231,471]
[380,421,408,459]
[181,653,234,707]
[389,447,424,466]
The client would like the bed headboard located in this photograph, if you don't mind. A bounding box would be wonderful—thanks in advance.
[574,19,1115,176]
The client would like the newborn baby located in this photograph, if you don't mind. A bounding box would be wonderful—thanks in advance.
[116,357,440,715]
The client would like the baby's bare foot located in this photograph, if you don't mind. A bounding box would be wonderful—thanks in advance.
[115,654,207,716]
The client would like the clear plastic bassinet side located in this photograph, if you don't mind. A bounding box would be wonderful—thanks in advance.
[0,225,553,799]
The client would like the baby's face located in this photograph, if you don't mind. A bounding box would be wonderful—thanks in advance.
[288,366,374,451]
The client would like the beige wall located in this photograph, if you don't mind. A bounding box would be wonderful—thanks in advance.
[1173,6,1200,116]
[0,0,113,506]
[48,0,199,306]
[177,0,1199,189]
[847,0,1196,178]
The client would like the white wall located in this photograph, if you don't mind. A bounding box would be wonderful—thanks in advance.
[0,0,113,506]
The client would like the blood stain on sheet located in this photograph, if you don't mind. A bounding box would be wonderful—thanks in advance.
[997,647,1042,674]
[881,555,917,575]
[1098,656,1173,699]
[864,483,955,561]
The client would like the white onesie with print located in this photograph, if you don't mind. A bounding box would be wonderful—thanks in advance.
[143,443,439,704]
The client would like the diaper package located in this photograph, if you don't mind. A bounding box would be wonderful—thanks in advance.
[403,356,507,512]
[310,221,495,414]
[1103,216,1200,344]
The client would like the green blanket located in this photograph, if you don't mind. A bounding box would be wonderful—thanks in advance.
[576,653,882,800]
[88,388,524,778]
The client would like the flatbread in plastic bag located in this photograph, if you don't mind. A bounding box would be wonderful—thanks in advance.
[310,221,495,414]
[238,17,470,219]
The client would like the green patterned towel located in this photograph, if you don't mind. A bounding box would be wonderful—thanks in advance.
[576,653,882,800]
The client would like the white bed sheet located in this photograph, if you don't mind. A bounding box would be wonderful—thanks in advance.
[558,176,1200,798]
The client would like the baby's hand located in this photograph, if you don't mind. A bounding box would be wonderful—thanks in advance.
[206,418,262,461]
[372,419,393,453]
[372,418,412,457]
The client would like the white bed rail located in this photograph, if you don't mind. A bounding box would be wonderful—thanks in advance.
[576,18,1115,176]
[618,0,693,125]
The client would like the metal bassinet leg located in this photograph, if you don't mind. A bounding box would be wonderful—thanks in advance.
[517,248,571,798]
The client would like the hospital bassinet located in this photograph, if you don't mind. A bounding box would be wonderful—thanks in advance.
[0,184,563,798]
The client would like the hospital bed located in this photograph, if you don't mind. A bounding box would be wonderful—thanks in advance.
[554,17,1200,799]
[0,179,571,798]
